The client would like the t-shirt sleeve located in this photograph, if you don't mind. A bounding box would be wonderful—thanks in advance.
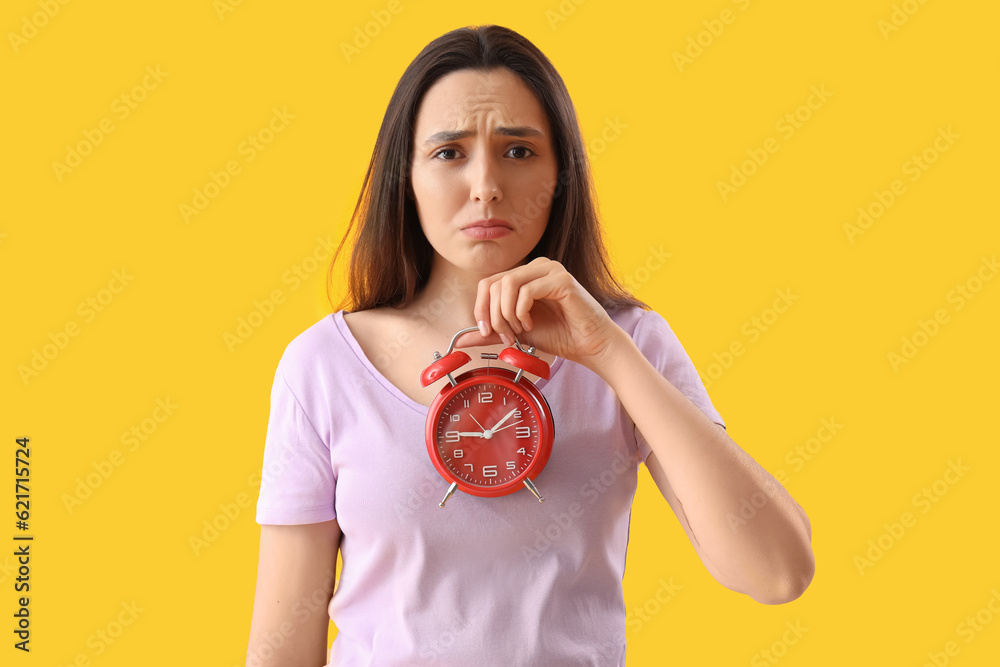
[255,365,337,525]
[630,309,726,465]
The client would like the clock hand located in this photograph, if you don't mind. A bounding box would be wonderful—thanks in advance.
[456,431,485,437]
[470,415,488,436]
[486,408,519,435]
[489,419,523,434]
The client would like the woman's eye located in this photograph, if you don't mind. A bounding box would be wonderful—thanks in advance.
[431,146,535,161]
[508,145,534,159]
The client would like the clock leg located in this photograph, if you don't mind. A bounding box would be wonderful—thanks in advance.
[438,481,459,508]
[523,478,544,502]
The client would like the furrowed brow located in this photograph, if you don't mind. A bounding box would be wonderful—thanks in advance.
[422,126,543,145]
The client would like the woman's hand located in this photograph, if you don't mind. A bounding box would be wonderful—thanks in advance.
[456,257,627,370]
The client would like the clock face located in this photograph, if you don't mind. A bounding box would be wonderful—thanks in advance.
[433,380,541,488]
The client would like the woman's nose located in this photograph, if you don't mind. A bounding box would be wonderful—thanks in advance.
[469,150,502,202]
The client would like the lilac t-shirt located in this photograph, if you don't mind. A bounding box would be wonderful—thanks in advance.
[255,305,725,666]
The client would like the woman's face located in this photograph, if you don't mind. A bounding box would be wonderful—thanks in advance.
[410,68,559,278]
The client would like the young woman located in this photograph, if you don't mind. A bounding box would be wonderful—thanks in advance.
[246,24,814,667]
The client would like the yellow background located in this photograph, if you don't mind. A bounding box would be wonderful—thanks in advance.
[3,0,998,664]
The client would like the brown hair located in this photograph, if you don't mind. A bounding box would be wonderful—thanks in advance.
[326,24,649,314]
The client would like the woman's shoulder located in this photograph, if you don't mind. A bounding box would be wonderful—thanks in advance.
[274,311,340,375]
[340,305,395,331]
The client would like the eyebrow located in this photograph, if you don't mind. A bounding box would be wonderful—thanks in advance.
[421,126,544,146]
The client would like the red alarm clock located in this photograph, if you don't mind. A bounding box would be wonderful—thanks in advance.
[419,324,555,507]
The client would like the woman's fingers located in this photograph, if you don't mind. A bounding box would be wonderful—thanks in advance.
[476,258,554,339]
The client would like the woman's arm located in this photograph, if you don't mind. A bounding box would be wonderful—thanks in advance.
[246,519,341,666]
[587,330,815,605]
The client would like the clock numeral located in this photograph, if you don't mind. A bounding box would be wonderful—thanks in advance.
[483,465,497,477]
[478,391,493,403]
[514,410,522,419]
[515,427,531,439]
[454,449,464,458]
[465,464,474,472]
[516,447,527,455]
[451,414,460,422]
[506,461,516,471]
[463,399,470,408]
[445,431,460,443]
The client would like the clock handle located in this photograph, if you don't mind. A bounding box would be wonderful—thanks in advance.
[443,325,486,356]
[441,324,538,359]
[430,324,548,386]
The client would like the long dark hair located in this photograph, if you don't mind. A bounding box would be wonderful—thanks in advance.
[326,24,649,314]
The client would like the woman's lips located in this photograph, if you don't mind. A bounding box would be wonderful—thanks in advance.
[462,226,512,239]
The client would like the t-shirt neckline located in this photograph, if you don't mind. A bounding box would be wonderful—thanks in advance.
[333,309,564,416]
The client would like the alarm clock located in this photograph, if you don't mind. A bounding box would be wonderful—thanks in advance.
[419,324,555,507]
